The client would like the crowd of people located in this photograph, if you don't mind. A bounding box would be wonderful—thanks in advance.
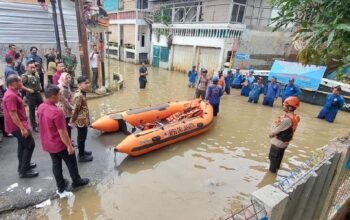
[0,44,93,194]
[0,43,347,195]
[187,63,345,173]
[187,64,345,123]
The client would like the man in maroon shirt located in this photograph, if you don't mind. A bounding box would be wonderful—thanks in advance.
[6,44,16,59]
[53,62,65,85]
[3,75,38,178]
[38,84,89,193]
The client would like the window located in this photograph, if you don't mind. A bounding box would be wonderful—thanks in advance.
[226,51,232,62]
[231,0,247,23]
[137,0,148,9]
[141,33,145,47]
[126,52,135,59]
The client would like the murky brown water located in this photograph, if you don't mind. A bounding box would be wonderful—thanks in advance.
[35,60,350,220]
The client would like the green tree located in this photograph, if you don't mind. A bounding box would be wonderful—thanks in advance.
[271,0,350,70]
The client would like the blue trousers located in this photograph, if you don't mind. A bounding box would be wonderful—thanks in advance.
[241,86,250,97]
[210,103,220,116]
[248,97,259,103]
[317,108,338,123]
[262,97,275,107]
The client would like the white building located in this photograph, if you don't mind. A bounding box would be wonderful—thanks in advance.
[104,0,152,63]
[149,0,294,73]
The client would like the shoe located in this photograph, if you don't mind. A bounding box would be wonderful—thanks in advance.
[33,127,39,133]
[72,178,90,188]
[84,150,92,155]
[29,162,37,169]
[4,133,13,137]
[17,162,37,173]
[58,179,70,193]
[19,170,39,178]
[78,155,93,162]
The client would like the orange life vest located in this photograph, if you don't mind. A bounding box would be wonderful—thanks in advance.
[274,113,300,142]
[218,77,225,87]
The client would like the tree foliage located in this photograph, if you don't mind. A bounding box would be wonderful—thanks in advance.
[271,0,350,70]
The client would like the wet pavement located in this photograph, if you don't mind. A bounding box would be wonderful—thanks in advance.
[0,60,350,220]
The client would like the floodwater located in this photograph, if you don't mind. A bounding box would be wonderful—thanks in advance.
[35,60,350,220]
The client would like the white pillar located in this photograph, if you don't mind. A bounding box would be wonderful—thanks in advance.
[134,24,139,64]
[218,45,225,70]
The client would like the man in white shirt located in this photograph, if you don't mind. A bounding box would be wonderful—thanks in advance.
[89,45,100,90]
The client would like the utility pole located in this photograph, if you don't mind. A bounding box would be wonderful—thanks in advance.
[50,0,62,59]
[75,0,90,78]
[57,0,68,48]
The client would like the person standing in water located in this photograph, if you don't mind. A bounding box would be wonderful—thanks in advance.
[205,76,224,116]
[139,62,148,89]
[268,97,300,173]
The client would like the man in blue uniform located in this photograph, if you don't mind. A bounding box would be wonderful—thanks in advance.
[248,77,265,103]
[224,70,233,94]
[263,77,280,107]
[317,86,345,123]
[241,69,255,96]
[232,68,243,89]
[282,78,301,103]
[205,76,224,116]
[188,65,197,88]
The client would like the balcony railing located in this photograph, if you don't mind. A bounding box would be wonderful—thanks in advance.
[108,9,151,20]
[152,0,273,26]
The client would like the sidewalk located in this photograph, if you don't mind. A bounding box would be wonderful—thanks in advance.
[0,129,122,214]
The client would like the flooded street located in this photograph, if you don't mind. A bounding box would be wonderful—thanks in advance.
[35,60,350,220]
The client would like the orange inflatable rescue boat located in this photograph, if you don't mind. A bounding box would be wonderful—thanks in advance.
[91,100,213,156]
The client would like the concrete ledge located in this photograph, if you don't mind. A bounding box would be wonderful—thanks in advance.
[251,184,289,220]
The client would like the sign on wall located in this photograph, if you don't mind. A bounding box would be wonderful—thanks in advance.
[235,53,250,60]
[268,60,327,90]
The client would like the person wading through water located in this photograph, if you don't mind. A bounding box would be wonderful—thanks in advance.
[268,96,300,173]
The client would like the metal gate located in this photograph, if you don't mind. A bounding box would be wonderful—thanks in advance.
[152,45,160,67]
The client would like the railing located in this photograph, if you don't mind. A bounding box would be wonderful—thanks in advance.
[108,9,151,20]
[152,0,273,26]
[153,27,242,39]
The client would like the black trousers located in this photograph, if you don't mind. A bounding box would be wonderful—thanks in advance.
[47,75,53,84]
[211,103,220,116]
[65,117,71,139]
[27,92,43,128]
[39,72,44,91]
[139,76,147,89]
[12,130,35,174]
[49,149,81,191]
[0,116,7,136]
[269,144,285,173]
[195,89,206,99]
[77,126,88,157]
[92,68,98,89]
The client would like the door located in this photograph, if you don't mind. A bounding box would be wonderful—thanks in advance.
[172,45,193,73]
[152,45,160,67]
[198,47,220,75]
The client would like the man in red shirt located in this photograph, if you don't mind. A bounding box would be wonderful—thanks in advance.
[38,84,89,193]
[6,44,16,59]
[3,75,38,178]
[53,62,65,85]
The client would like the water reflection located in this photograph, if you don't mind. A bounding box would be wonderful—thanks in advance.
[35,60,350,220]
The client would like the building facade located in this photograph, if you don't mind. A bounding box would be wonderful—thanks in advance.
[148,0,294,73]
[104,0,152,64]
[0,0,80,72]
